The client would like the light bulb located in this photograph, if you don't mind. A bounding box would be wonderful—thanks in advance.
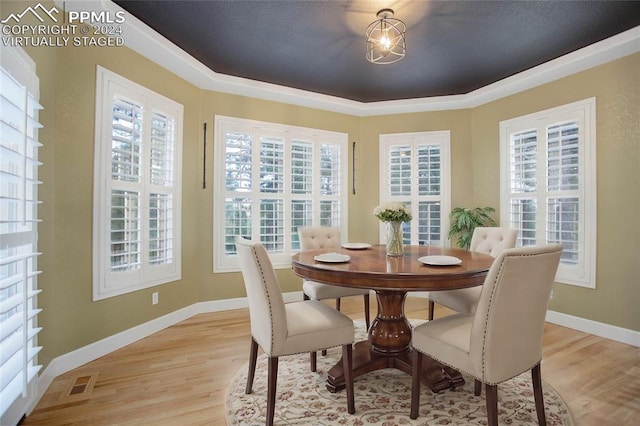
[380,27,391,55]
[380,34,391,51]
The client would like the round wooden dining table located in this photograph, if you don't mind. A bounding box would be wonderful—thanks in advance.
[291,244,494,393]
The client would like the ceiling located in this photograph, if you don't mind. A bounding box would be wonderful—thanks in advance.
[113,1,640,103]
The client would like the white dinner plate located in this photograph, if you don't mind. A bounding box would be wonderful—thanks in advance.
[314,252,351,263]
[341,242,372,250]
[418,255,462,266]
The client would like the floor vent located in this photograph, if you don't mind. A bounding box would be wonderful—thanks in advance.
[60,373,98,401]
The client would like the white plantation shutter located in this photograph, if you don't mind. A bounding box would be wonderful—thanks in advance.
[500,98,596,288]
[149,112,176,186]
[319,144,341,195]
[259,199,284,252]
[148,192,173,265]
[510,129,538,193]
[111,99,142,182]
[224,131,253,192]
[260,136,285,194]
[417,144,441,196]
[214,116,348,271]
[379,132,451,247]
[0,45,42,422]
[109,189,141,272]
[547,122,579,191]
[291,141,313,194]
[417,201,442,245]
[546,122,581,266]
[93,67,183,300]
[290,141,313,249]
[319,144,341,226]
[388,144,412,196]
[148,112,176,267]
[223,130,253,255]
[547,197,579,264]
[508,129,539,247]
[259,135,285,252]
[416,144,444,244]
[224,198,252,255]
[110,99,142,273]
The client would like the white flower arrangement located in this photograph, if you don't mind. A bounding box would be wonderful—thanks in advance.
[373,202,412,223]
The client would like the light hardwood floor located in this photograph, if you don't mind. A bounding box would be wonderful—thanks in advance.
[22,297,639,425]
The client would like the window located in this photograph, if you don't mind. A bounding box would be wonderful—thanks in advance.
[500,98,596,288]
[93,67,183,300]
[214,116,348,272]
[379,131,451,246]
[0,45,42,421]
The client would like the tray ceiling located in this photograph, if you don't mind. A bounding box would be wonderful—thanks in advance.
[113,0,640,102]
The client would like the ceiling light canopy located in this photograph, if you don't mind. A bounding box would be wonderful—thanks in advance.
[366,8,407,65]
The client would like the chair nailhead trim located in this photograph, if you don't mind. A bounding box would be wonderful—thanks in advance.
[480,250,555,383]
[252,246,276,355]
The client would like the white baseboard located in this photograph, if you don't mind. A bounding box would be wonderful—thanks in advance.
[32,291,304,415]
[34,303,199,414]
[545,310,640,347]
[31,290,636,416]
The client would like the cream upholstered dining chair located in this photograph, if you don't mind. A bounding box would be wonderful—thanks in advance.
[298,226,371,330]
[235,236,355,426]
[410,244,562,426]
[428,227,517,320]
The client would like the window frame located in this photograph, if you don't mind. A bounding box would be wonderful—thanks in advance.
[92,66,183,301]
[499,98,597,288]
[378,131,451,247]
[213,115,348,272]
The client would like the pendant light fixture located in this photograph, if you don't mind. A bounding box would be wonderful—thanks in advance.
[366,8,406,64]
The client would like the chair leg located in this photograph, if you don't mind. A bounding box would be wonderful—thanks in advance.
[320,298,341,357]
[428,300,435,321]
[363,294,371,330]
[485,383,498,426]
[245,337,258,394]
[410,350,423,419]
[532,363,547,426]
[342,344,355,414]
[474,379,482,396]
[266,357,278,426]
[310,351,317,372]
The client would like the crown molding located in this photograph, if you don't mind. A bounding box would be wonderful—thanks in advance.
[59,1,639,117]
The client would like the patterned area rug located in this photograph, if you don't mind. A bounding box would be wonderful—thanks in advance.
[226,320,573,425]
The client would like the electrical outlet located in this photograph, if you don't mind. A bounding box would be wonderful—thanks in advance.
[549,290,554,300]
[152,292,159,305]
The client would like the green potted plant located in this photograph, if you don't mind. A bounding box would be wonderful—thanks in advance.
[448,207,498,249]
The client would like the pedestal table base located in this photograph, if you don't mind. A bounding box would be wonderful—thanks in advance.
[326,340,464,393]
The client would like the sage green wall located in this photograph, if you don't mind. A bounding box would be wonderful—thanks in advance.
[470,54,640,331]
[44,45,204,365]
[5,0,637,372]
